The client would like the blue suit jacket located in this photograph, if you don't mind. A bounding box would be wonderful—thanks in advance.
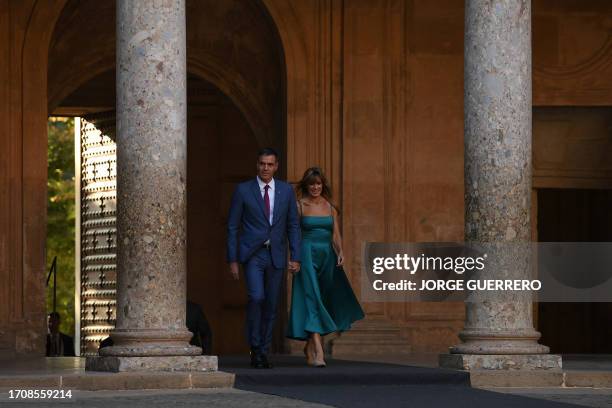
[226,178,301,269]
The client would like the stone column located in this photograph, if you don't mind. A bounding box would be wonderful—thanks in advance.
[87,0,214,372]
[440,0,560,371]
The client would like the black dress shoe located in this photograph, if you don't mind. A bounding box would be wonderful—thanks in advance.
[260,354,273,369]
[251,359,265,369]
[250,349,265,368]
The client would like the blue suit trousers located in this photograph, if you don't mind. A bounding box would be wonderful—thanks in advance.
[243,247,285,354]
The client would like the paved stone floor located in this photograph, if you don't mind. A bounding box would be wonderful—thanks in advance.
[487,388,612,408]
[1,355,611,407]
[0,388,328,408]
[1,387,612,408]
[334,354,612,371]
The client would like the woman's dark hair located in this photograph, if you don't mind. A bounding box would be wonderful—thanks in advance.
[297,167,332,200]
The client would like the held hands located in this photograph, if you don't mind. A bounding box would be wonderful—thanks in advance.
[229,262,240,280]
[232,261,301,278]
[288,261,301,274]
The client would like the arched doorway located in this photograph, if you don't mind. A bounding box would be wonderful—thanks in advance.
[47,0,286,356]
[7,0,333,358]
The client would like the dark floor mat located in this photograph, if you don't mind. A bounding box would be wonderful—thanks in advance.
[220,355,469,387]
[238,384,584,408]
[220,355,582,408]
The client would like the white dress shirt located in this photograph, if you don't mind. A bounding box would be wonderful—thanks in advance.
[256,176,275,225]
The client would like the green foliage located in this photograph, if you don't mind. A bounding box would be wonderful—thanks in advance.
[46,117,76,336]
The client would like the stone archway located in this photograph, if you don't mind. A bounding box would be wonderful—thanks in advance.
[6,0,335,358]
[47,0,288,356]
[48,0,287,151]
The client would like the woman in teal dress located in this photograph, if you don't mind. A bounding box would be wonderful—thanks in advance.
[287,167,364,367]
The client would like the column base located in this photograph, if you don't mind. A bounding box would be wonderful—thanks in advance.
[452,328,550,355]
[439,353,562,371]
[98,328,202,357]
[86,355,218,372]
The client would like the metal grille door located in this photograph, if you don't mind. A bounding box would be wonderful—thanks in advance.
[77,116,117,356]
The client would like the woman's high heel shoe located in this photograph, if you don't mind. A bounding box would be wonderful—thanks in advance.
[313,353,326,368]
[304,340,315,366]
[313,338,326,368]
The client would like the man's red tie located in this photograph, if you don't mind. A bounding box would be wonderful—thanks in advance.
[264,184,270,223]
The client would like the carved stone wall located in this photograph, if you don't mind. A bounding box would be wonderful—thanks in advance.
[533,0,612,106]
[533,107,612,190]
[0,0,67,358]
[342,0,466,351]
[1,0,612,356]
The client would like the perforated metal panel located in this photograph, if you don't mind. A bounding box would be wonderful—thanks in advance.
[78,116,117,356]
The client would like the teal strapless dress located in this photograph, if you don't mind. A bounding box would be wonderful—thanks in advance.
[287,216,365,340]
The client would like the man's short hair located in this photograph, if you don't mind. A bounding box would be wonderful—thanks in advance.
[49,312,60,320]
[257,147,279,161]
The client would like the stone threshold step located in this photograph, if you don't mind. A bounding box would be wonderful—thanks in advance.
[331,345,414,355]
[331,334,407,342]
[565,370,612,388]
[0,371,234,391]
[345,333,402,338]
[470,370,612,388]
[331,339,411,346]
[470,370,564,387]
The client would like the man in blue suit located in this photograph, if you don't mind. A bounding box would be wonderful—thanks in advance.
[227,148,301,368]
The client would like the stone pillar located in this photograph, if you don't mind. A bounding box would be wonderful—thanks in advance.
[440,0,560,371]
[86,0,215,372]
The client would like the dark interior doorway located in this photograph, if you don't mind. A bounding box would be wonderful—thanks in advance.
[537,188,612,353]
